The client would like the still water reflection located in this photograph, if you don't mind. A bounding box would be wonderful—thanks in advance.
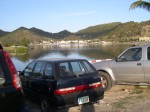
[11,44,130,71]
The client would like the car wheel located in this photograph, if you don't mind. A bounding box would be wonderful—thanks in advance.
[40,96,56,112]
[40,96,50,112]
[98,71,112,91]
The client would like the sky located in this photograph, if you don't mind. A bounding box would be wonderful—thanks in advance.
[0,0,149,33]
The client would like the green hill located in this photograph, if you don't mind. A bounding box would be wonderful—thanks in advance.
[0,29,9,37]
[100,21,150,42]
[76,22,121,39]
[0,27,49,46]
[76,20,150,42]
[0,20,150,46]
[30,27,53,37]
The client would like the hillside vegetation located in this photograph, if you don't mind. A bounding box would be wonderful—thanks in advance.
[76,22,121,39]
[0,27,49,46]
[100,21,150,42]
[0,20,150,46]
[0,29,9,37]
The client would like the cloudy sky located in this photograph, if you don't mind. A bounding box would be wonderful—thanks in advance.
[0,0,149,33]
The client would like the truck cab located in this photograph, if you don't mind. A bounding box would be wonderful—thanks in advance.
[92,44,150,90]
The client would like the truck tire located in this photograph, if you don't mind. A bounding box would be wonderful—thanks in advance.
[98,71,112,91]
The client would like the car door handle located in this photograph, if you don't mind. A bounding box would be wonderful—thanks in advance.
[137,63,142,66]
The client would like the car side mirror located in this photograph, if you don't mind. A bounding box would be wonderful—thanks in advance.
[18,71,24,76]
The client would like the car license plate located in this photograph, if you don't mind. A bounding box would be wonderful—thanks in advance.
[78,96,89,105]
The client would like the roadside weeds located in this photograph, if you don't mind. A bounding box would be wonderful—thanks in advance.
[100,85,150,112]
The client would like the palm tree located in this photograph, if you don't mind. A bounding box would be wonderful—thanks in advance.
[129,0,150,12]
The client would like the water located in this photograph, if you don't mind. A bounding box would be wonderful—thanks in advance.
[10,44,130,71]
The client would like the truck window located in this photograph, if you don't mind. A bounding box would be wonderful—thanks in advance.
[147,47,150,60]
[119,48,142,62]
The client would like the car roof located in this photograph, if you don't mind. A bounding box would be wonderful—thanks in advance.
[35,58,87,62]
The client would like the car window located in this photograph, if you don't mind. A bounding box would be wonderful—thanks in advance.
[118,48,142,62]
[24,61,36,77]
[59,62,72,77]
[59,60,95,77]
[33,61,45,78]
[0,63,5,85]
[70,61,86,75]
[82,61,95,73]
[44,63,53,77]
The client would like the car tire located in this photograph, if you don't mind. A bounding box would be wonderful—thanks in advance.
[98,71,112,91]
[40,96,56,112]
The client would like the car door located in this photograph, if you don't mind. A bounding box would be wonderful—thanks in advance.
[112,47,144,82]
[21,61,36,91]
[28,61,45,97]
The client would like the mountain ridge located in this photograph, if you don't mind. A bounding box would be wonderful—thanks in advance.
[0,20,150,46]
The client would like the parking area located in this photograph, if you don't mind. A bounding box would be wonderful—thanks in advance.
[27,99,100,112]
[27,85,150,112]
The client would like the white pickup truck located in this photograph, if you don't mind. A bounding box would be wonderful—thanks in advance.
[92,44,150,90]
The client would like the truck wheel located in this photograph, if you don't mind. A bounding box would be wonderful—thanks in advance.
[98,71,112,91]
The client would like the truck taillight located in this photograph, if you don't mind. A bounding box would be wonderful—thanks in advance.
[2,51,21,90]
[54,82,102,95]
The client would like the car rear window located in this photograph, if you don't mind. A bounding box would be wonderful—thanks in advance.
[59,60,95,77]
[59,62,73,77]
[0,63,5,85]
[70,61,86,75]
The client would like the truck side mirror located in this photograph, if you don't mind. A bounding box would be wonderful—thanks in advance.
[115,57,122,62]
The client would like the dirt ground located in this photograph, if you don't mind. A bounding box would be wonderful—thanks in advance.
[27,85,150,112]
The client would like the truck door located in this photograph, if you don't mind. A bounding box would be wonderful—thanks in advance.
[112,47,144,82]
[143,47,150,82]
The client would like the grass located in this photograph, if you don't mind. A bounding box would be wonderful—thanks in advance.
[112,86,144,109]
[130,86,143,95]
[112,96,131,109]
[4,46,28,53]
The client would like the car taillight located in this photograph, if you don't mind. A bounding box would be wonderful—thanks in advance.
[54,82,102,95]
[2,51,21,90]
[89,82,102,88]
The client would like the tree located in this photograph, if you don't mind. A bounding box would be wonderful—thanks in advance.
[129,0,150,12]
